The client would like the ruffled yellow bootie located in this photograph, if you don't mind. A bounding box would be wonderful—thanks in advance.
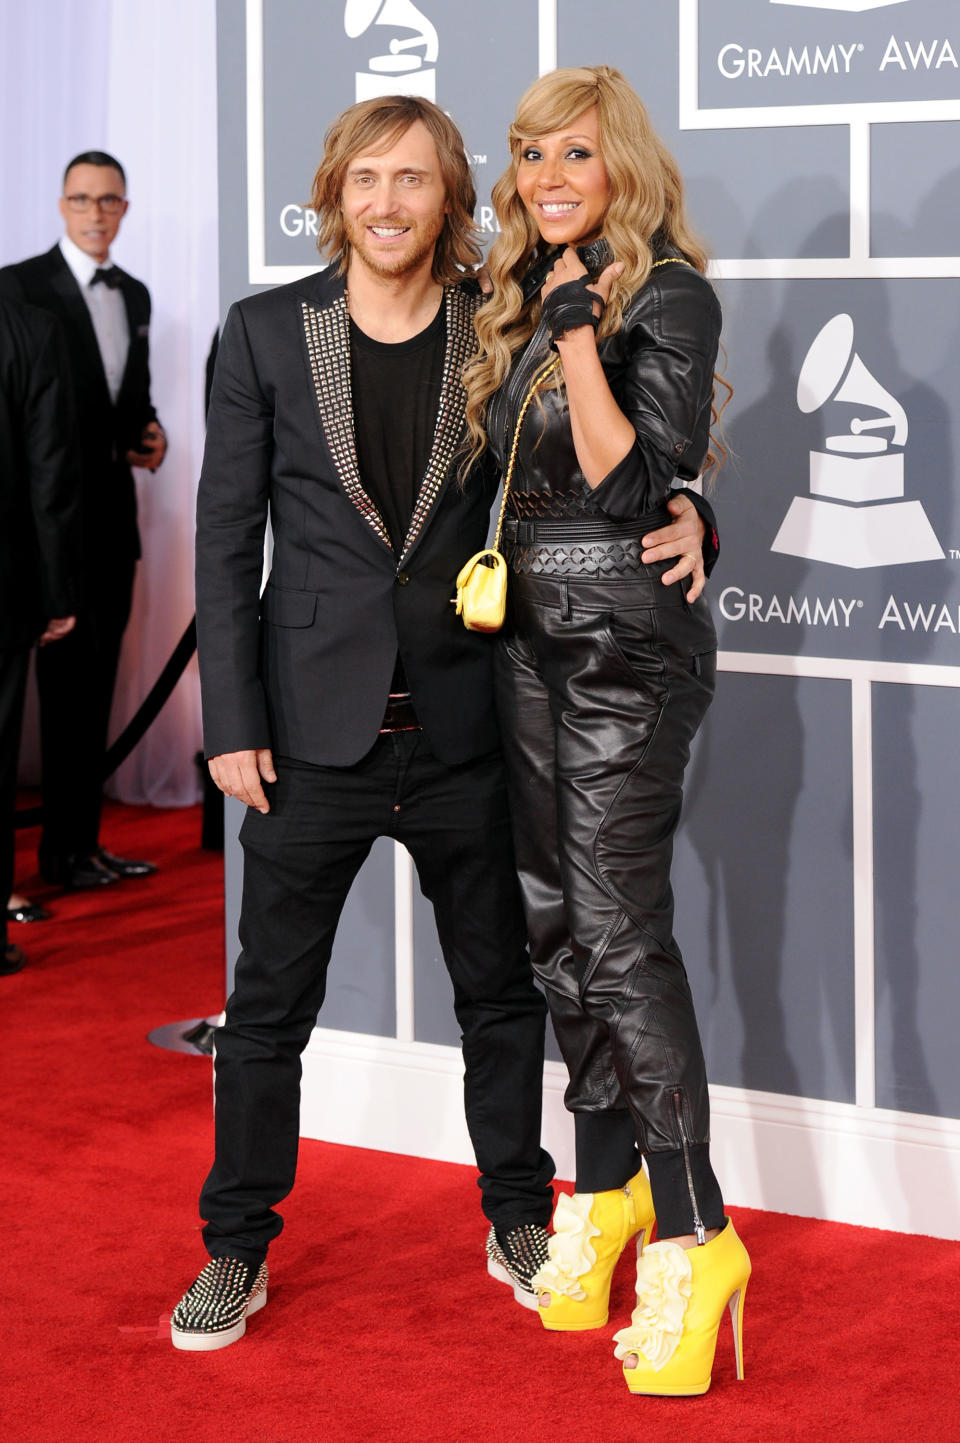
[531,1168,655,1331]
[613,1218,751,1396]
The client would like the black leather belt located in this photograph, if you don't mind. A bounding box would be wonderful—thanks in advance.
[503,511,673,579]
[504,506,671,545]
[379,693,420,733]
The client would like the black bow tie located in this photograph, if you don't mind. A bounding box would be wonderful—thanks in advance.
[90,266,122,289]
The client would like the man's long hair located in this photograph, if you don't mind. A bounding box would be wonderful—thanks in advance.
[310,96,481,285]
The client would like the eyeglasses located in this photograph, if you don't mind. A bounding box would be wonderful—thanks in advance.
[63,193,126,214]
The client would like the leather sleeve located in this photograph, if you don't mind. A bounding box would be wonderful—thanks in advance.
[587,269,722,520]
[194,300,274,758]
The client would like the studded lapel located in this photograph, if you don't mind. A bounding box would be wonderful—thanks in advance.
[301,290,393,553]
[300,281,480,564]
[396,284,479,569]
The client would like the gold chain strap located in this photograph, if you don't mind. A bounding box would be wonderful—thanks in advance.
[491,355,561,551]
[651,257,693,271]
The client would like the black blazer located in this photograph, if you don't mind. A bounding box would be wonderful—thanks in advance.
[0,297,83,646]
[195,267,501,768]
[0,244,158,567]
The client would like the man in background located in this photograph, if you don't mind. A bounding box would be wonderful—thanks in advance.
[0,297,82,972]
[0,151,165,890]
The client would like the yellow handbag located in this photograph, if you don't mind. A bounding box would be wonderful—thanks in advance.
[455,356,561,632]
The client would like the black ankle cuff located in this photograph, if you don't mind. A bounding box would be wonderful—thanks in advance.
[645,1143,725,1237]
[574,1110,641,1192]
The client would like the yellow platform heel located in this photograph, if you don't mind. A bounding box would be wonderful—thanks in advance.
[531,1168,656,1331]
[613,1217,750,1395]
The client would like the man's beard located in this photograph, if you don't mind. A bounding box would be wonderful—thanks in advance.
[344,212,446,279]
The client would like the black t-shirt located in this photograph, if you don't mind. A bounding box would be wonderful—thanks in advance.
[350,305,446,555]
[349,302,446,697]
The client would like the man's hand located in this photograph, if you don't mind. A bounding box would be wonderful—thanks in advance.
[126,421,167,471]
[37,616,76,646]
[208,749,277,814]
[642,493,708,602]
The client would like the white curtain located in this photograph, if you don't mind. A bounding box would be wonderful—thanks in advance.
[2,0,218,807]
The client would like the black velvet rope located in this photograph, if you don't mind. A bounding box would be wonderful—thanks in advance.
[13,616,198,829]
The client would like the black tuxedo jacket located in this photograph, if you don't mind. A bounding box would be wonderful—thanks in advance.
[0,297,83,646]
[0,244,158,568]
[195,267,502,768]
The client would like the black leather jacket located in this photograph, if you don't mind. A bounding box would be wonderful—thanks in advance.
[486,258,722,528]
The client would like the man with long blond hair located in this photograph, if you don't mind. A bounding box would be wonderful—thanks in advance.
[173,93,713,1350]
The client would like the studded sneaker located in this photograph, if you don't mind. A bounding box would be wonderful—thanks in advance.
[485,1223,550,1311]
[170,1256,268,1351]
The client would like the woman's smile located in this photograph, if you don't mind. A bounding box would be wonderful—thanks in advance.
[516,106,611,245]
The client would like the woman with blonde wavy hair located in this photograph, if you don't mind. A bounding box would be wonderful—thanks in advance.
[463,66,750,1397]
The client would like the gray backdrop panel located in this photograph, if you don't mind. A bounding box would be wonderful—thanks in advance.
[674,673,856,1104]
[871,121,960,259]
[710,278,960,666]
[216,0,960,1127]
[873,683,960,1119]
[696,1,957,110]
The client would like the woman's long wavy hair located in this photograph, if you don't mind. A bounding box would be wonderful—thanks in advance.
[462,66,730,476]
[310,95,482,285]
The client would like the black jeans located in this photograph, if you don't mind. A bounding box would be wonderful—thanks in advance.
[200,732,554,1266]
[495,567,724,1239]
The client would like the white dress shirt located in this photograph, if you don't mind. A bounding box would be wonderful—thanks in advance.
[59,234,130,405]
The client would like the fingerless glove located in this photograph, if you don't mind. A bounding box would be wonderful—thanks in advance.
[541,276,604,349]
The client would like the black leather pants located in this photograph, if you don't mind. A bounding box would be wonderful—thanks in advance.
[495,548,724,1238]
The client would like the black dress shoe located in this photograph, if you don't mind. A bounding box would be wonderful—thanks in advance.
[38,852,111,888]
[50,854,119,890]
[6,901,52,924]
[1,943,27,975]
[96,848,157,879]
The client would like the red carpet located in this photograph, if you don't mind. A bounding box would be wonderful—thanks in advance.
[4,802,960,1443]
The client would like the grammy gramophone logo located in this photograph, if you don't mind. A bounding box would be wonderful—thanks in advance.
[345,0,438,103]
[771,313,944,569]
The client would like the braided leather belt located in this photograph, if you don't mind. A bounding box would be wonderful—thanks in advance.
[503,509,671,579]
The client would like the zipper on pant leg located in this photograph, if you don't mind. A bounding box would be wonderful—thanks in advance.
[672,1088,706,1245]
